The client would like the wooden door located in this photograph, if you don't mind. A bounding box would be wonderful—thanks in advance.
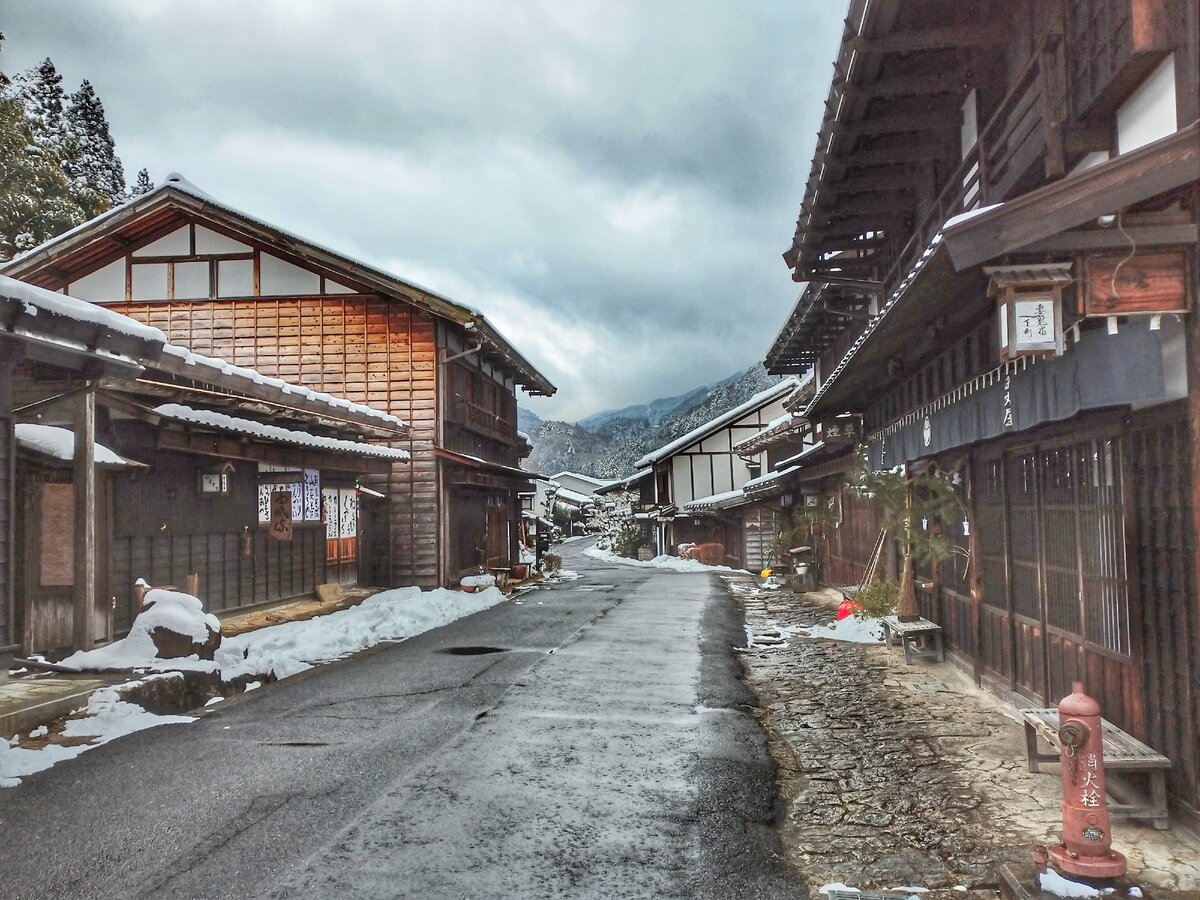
[323,488,359,586]
[1005,448,1048,701]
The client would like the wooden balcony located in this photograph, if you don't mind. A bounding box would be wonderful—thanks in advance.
[448,395,517,446]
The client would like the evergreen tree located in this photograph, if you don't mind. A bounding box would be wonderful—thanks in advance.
[65,79,125,204]
[130,167,153,197]
[0,46,91,258]
[15,57,68,153]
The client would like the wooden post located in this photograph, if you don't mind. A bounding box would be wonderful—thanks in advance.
[72,384,96,652]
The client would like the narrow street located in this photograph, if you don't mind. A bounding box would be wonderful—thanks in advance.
[0,540,799,900]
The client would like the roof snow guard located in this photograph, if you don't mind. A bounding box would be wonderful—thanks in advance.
[1,175,555,398]
[732,412,808,456]
[742,466,801,499]
[634,378,801,469]
[153,404,410,460]
[683,489,749,515]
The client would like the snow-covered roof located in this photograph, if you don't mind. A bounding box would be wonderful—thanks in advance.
[743,466,800,493]
[594,467,651,494]
[776,441,826,470]
[548,471,611,488]
[731,411,808,455]
[549,486,593,506]
[152,404,410,460]
[635,378,800,469]
[15,424,140,467]
[0,274,166,344]
[683,488,748,513]
[160,344,406,431]
[2,175,554,396]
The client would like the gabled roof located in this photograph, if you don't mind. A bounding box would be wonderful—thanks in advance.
[548,471,612,488]
[2,174,555,397]
[635,378,800,469]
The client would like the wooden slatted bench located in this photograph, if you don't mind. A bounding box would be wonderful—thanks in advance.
[880,615,945,665]
[1020,707,1171,830]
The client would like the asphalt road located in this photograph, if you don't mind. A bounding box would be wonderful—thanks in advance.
[0,540,803,899]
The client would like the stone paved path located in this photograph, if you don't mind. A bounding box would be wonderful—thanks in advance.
[727,576,1200,899]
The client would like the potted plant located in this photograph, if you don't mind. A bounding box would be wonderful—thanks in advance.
[850,450,968,622]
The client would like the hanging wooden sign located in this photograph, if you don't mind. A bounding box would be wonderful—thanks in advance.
[816,415,862,444]
[1081,250,1189,317]
[987,264,1071,362]
[268,489,293,542]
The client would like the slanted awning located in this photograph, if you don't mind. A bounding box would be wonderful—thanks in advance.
[683,489,749,515]
[15,423,146,470]
[742,466,801,500]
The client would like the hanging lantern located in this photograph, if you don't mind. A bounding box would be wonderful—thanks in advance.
[987,263,1072,362]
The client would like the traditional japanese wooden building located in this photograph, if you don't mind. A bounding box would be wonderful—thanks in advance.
[765,0,1199,821]
[3,273,413,657]
[3,175,555,593]
[635,377,798,562]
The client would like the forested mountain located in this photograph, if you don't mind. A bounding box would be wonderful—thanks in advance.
[0,35,151,260]
[521,364,780,479]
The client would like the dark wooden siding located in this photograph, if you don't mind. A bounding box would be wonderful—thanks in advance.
[0,379,12,650]
[107,449,331,630]
[104,294,439,587]
[1128,403,1199,815]
[820,485,884,587]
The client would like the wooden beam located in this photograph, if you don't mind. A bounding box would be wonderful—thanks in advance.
[156,428,394,475]
[72,385,96,652]
[849,22,1010,55]
[827,140,949,168]
[1016,223,1198,254]
[944,122,1200,270]
[849,71,964,100]
[838,111,961,140]
[809,194,916,217]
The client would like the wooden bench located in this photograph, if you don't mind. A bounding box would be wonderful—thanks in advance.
[880,615,945,665]
[1020,707,1171,830]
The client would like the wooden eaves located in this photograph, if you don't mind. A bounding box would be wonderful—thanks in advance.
[943,121,1200,270]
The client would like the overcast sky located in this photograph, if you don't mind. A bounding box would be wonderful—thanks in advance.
[1,1,841,422]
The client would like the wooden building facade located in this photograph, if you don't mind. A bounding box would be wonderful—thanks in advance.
[636,378,798,558]
[2,176,555,593]
[764,0,1200,820]
[4,272,412,657]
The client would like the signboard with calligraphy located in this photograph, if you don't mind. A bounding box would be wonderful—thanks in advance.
[268,490,293,542]
[1082,250,1189,317]
[816,415,863,445]
[988,263,1069,363]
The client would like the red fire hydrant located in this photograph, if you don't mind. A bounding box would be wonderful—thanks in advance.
[1048,682,1127,879]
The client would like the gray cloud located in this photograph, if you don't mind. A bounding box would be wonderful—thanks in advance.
[0,0,841,421]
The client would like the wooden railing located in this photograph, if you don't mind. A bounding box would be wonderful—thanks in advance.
[879,37,1055,298]
[448,396,516,445]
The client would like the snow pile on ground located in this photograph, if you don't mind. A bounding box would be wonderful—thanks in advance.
[743,621,805,649]
[584,546,746,573]
[1,675,193,788]
[1038,870,1116,898]
[798,615,885,644]
[58,589,221,671]
[53,586,507,682]
[219,586,506,680]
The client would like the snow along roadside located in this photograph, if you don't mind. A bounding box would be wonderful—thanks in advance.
[3,586,508,787]
[584,546,748,574]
